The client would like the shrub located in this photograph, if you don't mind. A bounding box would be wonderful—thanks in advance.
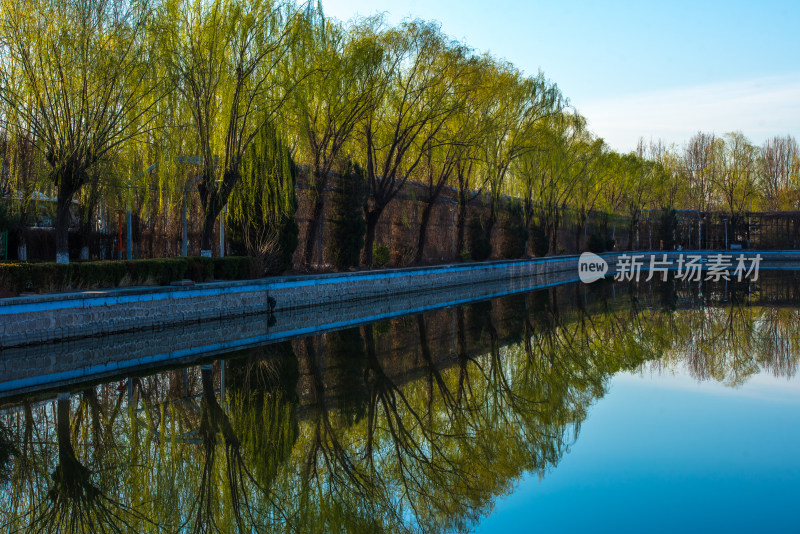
[125,258,188,285]
[213,256,250,280]
[0,256,254,296]
[391,244,415,267]
[187,257,215,282]
[372,242,390,267]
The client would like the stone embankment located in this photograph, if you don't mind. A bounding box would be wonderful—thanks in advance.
[3,251,799,348]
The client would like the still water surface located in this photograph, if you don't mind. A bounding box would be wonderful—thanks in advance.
[1,275,799,532]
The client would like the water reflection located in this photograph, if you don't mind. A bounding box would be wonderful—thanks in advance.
[1,274,799,533]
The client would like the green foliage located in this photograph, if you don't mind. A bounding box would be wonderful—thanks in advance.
[0,257,253,295]
[228,122,298,274]
[468,214,492,261]
[124,258,187,286]
[227,358,299,491]
[2,0,791,268]
[327,164,366,270]
[213,256,251,280]
[0,0,160,262]
[3,277,796,532]
[372,243,390,267]
[159,0,295,252]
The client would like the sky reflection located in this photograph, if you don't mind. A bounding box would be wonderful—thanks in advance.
[480,367,800,533]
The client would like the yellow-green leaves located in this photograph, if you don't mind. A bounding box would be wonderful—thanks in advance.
[0,0,162,261]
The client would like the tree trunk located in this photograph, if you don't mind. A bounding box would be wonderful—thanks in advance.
[54,394,93,500]
[456,189,467,257]
[200,208,217,256]
[17,234,27,262]
[361,207,383,267]
[548,210,561,255]
[484,204,498,258]
[303,171,327,267]
[413,200,434,264]
[549,222,558,255]
[79,219,92,261]
[628,218,638,251]
[55,181,75,264]
[575,209,586,252]
[524,198,533,256]
[303,196,324,267]
[200,367,238,444]
[199,168,239,257]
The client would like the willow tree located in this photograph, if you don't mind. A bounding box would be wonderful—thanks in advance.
[159,0,297,257]
[0,0,161,263]
[359,21,470,266]
[714,131,758,230]
[227,121,298,274]
[412,53,484,264]
[683,132,717,213]
[0,116,46,260]
[478,65,562,253]
[290,7,384,267]
[515,112,595,254]
[449,56,501,256]
[620,151,661,250]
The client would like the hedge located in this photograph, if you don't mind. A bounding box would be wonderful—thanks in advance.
[0,256,254,296]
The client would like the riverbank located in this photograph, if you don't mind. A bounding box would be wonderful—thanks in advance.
[2,250,799,349]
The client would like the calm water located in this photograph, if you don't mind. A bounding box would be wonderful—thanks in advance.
[1,274,799,533]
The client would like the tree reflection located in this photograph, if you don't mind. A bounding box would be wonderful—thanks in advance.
[191,366,251,532]
[1,275,800,532]
[26,392,149,533]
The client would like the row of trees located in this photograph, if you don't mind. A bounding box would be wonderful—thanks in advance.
[1,0,798,266]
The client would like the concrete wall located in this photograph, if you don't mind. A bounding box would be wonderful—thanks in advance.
[0,255,584,348]
[2,250,798,349]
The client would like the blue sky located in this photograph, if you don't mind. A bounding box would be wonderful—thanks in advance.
[320,0,800,153]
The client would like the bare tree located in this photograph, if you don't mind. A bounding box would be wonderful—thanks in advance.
[683,132,717,213]
[760,135,799,210]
